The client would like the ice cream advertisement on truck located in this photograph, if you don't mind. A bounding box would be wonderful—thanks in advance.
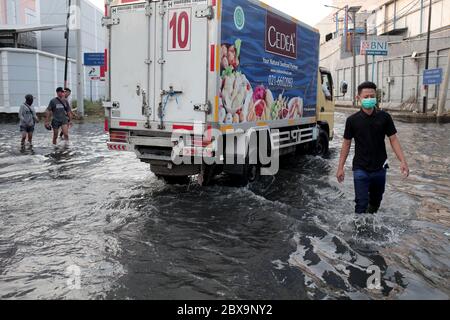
[219,0,320,125]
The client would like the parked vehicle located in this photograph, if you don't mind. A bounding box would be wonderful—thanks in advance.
[103,0,335,185]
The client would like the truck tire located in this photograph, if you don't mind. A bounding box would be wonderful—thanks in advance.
[234,163,260,186]
[315,128,329,157]
[198,164,219,186]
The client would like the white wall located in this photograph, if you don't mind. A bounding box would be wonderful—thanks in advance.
[0,48,77,113]
[39,0,106,101]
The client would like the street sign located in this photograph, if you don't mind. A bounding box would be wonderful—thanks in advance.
[84,53,105,66]
[360,40,388,56]
[423,68,443,85]
[88,67,100,80]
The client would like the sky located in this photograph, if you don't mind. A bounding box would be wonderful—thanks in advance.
[88,0,333,26]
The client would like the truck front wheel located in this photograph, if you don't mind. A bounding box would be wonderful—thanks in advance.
[315,129,330,157]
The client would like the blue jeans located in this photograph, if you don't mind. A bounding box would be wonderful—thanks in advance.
[353,168,387,214]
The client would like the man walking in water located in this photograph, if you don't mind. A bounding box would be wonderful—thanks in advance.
[19,94,39,147]
[45,87,72,145]
[336,82,410,214]
[59,88,73,140]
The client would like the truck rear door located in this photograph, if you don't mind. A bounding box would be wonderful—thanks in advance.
[154,1,210,127]
[110,2,155,124]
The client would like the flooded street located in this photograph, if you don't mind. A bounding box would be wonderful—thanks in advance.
[0,112,449,300]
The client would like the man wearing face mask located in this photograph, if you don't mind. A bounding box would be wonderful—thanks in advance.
[336,82,410,214]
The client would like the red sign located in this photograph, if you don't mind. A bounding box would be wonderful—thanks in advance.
[168,8,192,51]
[265,12,297,59]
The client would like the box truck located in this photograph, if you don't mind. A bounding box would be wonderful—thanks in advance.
[103,0,335,185]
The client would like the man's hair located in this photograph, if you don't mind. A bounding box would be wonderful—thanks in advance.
[56,87,64,93]
[25,94,33,101]
[358,82,377,95]
[64,88,71,92]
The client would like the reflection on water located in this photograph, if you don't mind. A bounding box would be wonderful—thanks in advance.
[0,114,449,300]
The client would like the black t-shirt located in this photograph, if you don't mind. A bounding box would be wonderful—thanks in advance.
[344,109,397,172]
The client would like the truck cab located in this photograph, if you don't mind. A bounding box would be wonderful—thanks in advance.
[317,67,335,141]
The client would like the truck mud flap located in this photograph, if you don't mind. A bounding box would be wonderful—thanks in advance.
[150,164,200,177]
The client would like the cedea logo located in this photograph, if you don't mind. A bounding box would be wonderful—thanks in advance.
[265,12,297,59]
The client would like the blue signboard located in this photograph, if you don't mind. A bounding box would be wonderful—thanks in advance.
[360,40,388,56]
[423,68,443,85]
[84,53,105,66]
[218,0,320,124]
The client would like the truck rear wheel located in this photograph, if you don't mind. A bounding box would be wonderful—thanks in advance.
[233,163,260,186]
[198,164,221,186]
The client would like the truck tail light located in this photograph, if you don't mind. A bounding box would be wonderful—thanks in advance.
[104,118,109,132]
[109,130,129,143]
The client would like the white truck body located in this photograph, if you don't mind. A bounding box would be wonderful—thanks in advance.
[103,0,332,182]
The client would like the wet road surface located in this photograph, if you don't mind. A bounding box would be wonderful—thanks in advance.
[0,113,449,299]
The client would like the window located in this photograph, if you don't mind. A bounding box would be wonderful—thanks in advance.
[321,72,334,101]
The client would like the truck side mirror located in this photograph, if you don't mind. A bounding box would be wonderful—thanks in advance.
[340,81,348,95]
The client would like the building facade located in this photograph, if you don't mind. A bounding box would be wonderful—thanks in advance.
[317,0,450,111]
[0,0,105,113]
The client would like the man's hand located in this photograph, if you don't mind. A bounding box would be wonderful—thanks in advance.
[400,161,410,178]
[336,168,345,183]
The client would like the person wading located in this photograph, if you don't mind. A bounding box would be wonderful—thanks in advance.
[59,88,73,140]
[336,82,410,214]
[45,87,72,145]
[19,94,39,147]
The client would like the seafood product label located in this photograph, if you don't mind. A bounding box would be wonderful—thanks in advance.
[219,0,320,125]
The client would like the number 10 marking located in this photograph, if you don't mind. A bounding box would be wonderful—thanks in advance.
[168,8,191,51]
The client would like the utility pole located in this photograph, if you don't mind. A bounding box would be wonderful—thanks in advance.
[64,0,72,89]
[437,50,450,117]
[364,19,368,82]
[420,0,424,34]
[422,0,432,114]
[76,0,84,116]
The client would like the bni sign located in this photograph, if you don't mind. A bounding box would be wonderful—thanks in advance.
[360,40,388,56]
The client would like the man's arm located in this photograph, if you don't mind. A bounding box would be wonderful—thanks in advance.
[389,134,409,177]
[45,109,52,126]
[32,108,39,123]
[336,139,352,183]
[18,105,25,122]
[45,101,54,126]
[65,102,73,124]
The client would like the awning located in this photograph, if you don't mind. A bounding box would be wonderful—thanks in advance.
[0,24,66,34]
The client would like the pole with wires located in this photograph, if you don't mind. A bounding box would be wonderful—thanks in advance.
[64,0,72,89]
